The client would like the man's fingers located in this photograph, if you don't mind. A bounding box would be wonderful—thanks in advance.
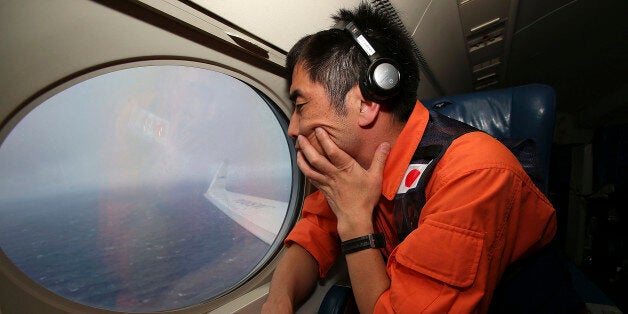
[296,150,327,184]
[298,134,336,174]
[314,128,353,168]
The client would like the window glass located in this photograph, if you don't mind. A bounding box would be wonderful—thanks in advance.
[0,65,294,312]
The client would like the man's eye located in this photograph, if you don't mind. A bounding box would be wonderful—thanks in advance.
[295,103,305,112]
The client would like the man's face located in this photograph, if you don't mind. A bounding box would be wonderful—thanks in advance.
[287,64,355,157]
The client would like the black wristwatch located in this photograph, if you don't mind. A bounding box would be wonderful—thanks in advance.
[341,233,385,254]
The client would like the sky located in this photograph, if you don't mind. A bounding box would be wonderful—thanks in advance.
[0,65,293,203]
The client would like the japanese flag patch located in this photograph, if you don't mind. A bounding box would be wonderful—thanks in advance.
[396,162,430,194]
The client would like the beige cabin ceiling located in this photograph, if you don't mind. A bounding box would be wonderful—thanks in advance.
[192,0,628,129]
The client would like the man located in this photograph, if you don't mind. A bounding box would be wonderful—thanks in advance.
[262,3,557,313]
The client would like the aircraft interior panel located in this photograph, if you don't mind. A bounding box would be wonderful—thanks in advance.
[409,0,475,96]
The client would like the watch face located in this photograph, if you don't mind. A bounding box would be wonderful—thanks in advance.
[373,233,386,248]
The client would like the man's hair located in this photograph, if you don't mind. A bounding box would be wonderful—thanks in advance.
[286,2,419,122]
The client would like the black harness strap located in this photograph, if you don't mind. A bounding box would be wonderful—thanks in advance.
[394,110,477,241]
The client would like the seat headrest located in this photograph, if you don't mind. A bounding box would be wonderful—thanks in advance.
[421,84,556,195]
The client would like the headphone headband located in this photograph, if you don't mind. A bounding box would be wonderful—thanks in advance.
[344,22,378,61]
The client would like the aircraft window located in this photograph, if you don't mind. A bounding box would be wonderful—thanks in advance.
[0,64,296,312]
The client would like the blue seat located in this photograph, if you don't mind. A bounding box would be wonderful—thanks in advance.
[421,83,557,196]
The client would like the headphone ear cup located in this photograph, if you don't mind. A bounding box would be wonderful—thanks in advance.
[359,73,377,102]
[362,58,401,101]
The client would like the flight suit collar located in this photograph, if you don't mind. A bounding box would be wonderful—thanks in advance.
[381,101,429,201]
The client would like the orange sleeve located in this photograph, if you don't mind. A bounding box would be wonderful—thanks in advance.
[374,134,557,313]
[284,191,340,278]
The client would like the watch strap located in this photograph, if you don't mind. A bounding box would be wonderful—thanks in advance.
[341,233,385,254]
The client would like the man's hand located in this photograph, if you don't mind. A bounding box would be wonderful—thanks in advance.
[296,127,390,240]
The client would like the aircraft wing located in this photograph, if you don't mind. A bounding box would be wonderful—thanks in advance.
[203,163,288,245]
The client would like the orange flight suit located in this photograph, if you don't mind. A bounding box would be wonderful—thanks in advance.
[285,101,557,313]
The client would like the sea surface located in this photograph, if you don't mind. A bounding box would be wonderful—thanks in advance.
[0,182,271,312]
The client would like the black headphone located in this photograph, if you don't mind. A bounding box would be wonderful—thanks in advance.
[340,21,402,102]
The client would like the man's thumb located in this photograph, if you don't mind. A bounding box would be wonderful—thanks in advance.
[370,142,390,172]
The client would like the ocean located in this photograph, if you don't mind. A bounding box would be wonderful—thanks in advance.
[0,182,271,312]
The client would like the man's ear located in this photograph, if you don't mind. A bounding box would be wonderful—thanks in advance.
[358,100,381,127]
[346,84,381,127]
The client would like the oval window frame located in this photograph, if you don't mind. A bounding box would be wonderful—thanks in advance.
[0,58,304,313]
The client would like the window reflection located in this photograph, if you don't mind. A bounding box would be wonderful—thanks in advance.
[0,65,293,312]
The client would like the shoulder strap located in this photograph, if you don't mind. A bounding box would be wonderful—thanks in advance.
[394,110,477,241]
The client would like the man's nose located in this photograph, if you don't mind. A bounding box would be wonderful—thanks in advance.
[287,111,299,140]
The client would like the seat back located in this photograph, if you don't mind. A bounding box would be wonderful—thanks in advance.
[421,84,557,195]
